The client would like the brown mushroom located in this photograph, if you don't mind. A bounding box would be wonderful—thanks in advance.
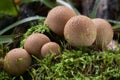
[44,6,76,36]
[41,42,61,58]
[4,48,31,75]
[24,33,50,58]
[64,15,97,48]
[92,18,113,49]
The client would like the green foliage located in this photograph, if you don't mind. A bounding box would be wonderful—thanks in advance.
[56,0,80,15]
[22,0,80,15]
[39,0,57,8]
[108,20,120,25]
[6,23,119,80]
[0,43,9,55]
[113,25,120,29]
[0,71,12,80]
[0,35,13,44]
[29,49,120,80]
[0,16,45,35]
[88,0,100,18]
[22,0,57,8]
[0,0,18,18]
[20,22,50,48]
[1,1,120,80]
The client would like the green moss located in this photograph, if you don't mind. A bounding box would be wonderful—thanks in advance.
[28,49,120,80]
[1,22,120,80]
[20,22,50,48]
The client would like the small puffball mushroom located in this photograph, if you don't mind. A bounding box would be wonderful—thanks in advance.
[64,15,97,48]
[24,33,50,58]
[44,6,76,36]
[92,18,113,49]
[4,48,31,75]
[41,42,61,58]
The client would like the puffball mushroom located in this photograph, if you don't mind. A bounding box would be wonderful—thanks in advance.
[41,42,61,58]
[44,6,76,36]
[92,18,113,49]
[4,48,31,75]
[24,33,50,58]
[64,15,97,48]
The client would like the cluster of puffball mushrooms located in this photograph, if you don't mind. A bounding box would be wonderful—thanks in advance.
[3,6,113,75]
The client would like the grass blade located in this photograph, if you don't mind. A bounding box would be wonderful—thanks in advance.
[112,25,120,29]
[88,0,100,18]
[40,0,57,8]
[22,0,57,8]
[66,0,80,15]
[108,19,120,25]
[0,16,45,35]
[0,35,13,43]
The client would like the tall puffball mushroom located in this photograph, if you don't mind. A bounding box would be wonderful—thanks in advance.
[92,18,113,49]
[24,33,50,58]
[64,15,97,48]
[44,6,76,36]
[4,48,32,75]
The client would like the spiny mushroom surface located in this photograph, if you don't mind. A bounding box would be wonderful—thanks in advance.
[92,18,113,49]
[41,42,61,58]
[24,33,50,58]
[4,48,31,75]
[64,15,97,48]
[44,6,76,36]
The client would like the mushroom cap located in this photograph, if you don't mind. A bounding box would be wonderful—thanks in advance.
[64,15,97,48]
[24,33,50,58]
[4,48,31,75]
[44,6,76,36]
[41,42,61,58]
[92,18,113,49]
